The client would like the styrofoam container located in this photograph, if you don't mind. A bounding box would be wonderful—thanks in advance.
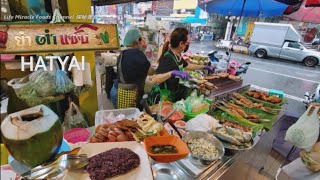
[95,108,141,127]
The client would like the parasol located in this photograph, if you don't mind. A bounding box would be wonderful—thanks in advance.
[198,0,288,17]
[284,0,320,23]
[305,0,320,7]
[93,0,156,6]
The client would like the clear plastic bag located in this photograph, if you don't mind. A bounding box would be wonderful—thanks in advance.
[8,70,63,107]
[285,105,320,149]
[62,102,89,132]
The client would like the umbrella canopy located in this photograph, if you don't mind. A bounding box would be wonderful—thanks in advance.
[275,0,303,5]
[284,0,320,23]
[93,0,155,6]
[199,0,288,17]
[305,0,320,7]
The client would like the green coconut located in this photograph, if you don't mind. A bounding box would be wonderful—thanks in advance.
[1,105,63,168]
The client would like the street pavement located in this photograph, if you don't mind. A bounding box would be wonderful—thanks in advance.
[190,41,320,117]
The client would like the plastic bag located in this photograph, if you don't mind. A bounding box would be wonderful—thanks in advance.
[285,105,320,149]
[62,102,88,132]
[186,114,221,132]
[96,112,126,126]
[33,70,56,97]
[56,70,75,94]
[8,70,63,107]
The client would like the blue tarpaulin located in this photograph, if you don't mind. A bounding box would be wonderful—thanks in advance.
[199,0,288,17]
[180,7,207,24]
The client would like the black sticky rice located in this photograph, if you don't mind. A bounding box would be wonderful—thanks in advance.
[86,148,140,180]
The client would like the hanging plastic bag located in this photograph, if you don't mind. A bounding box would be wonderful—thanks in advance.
[33,70,56,97]
[62,102,89,132]
[56,70,75,94]
[8,70,63,107]
[285,105,320,149]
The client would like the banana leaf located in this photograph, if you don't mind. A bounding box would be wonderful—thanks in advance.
[242,93,284,109]
[237,105,280,130]
[211,109,263,137]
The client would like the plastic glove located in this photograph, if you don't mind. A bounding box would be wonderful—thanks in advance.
[172,70,192,80]
[204,65,215,74]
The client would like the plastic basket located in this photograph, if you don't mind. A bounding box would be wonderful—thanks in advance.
[95,108,141,126]
[63,128,90,144]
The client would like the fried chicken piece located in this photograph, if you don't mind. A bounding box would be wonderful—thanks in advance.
[261,94,267,101]
[267,96,282,103]
[246,91,255,97]
[253,93,261,99]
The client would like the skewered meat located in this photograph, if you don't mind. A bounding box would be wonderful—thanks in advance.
[222,121,252,132]
[246,90,282,104]
[261,94,267,101]
[228,75,241,81]
[232,93,280,114]
[266,96,282,103]
[217,72,229,78]
[253,93,261,99]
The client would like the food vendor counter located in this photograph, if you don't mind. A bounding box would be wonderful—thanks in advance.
[149,107,286,180]
[77,84,286,180]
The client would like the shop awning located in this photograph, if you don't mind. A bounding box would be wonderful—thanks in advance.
[92,0,156,6]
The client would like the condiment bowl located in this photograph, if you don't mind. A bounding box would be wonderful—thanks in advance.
[183,131,225,166]
[144,136,189,163]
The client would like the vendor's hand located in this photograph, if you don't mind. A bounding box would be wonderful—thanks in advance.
[204,65,215,74]
[172,70,192,80]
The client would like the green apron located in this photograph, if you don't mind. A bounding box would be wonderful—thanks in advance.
[148,51,186,105]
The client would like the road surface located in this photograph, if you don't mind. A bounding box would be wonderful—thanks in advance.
[190,41,320,117]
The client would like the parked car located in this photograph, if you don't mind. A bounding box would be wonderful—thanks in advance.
[312,38,320,46]
[248,22,320,67]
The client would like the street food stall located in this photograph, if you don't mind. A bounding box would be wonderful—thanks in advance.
[1,1,319,180]
[0,16,292,179]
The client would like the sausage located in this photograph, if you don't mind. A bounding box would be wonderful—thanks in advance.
[90,136,103,143]
[95,132,106,141]
[109,130,119,137]
[96,128,108,137]
[108,134,117,142]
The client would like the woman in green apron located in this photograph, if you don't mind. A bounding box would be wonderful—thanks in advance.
[151,28,214,102]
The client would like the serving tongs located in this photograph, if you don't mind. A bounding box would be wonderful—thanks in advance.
[140,96,183,139]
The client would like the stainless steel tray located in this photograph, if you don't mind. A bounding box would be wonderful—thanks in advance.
[152,163,192,180]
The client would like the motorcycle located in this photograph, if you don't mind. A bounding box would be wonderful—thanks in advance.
[208,50,222,62]
[227,59,251,76]
[304,83,320,107]
[209,50,251,76]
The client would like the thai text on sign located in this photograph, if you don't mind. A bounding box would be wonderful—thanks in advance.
[0,23,119,53]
